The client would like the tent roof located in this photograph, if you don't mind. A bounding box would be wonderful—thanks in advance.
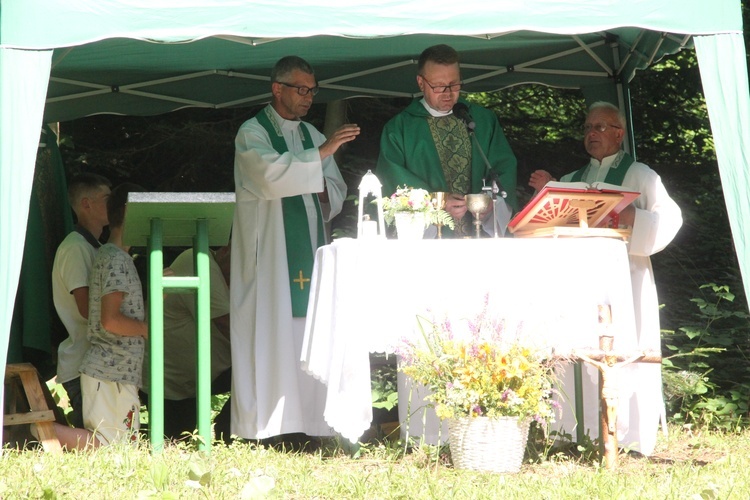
[2,0,742,48]
[1,0,743,123]
[41,30,691,123]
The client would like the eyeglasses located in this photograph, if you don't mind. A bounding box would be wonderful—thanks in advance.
[420,77,463,94]
[276,81,320,96]
[583,123,622,134]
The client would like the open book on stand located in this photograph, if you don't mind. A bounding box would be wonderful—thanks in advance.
[508,181,640,239]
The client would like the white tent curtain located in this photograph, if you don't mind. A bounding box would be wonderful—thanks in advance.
[0,48,52,418]
[694,33,750,303]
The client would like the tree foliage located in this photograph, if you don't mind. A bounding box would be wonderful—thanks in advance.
[468,86,588,208]
[59,108,249,192]
[628,49,746,333]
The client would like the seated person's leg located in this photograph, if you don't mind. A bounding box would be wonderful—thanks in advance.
[214,396,232,445]
[211,368,232,444]
[163,397,198,441]
[62,377,84,428]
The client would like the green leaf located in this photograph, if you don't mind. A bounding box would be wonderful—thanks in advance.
[373,391,399,411]
[681,326,703,340]
[240,475,276,499]
[188,462,211,487]
[150,461,169,491]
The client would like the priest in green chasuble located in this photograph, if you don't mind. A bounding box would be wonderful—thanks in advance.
[230,56,359,440]
[376,44,518,237]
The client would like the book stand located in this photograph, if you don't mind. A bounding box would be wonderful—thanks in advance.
[123,192,234,453]
[509,189,634,240]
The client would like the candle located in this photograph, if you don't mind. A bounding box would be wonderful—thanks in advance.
[361,219,378,239]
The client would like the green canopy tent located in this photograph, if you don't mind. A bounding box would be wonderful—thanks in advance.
[2,0,748,438]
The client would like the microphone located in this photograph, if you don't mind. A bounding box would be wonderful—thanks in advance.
[485,170,507,199]
[452,102,511,237]
[452,102,508,200]
[452,103,475,132]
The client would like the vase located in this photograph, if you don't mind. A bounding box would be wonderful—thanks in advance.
[394,212,426,240]
[448,416,531,473]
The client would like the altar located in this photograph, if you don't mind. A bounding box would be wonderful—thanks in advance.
[301,237,648,448]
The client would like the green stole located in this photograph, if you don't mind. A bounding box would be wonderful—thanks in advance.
[569,151,635,185]
[255,107,325,317]
[426,114,473,237]
[426,114,472,194]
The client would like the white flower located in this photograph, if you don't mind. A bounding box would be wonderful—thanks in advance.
[380,185,445,226]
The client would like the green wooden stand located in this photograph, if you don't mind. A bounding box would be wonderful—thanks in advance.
[123,192,234,453]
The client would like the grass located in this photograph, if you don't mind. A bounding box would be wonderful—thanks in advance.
[1,425,749,499]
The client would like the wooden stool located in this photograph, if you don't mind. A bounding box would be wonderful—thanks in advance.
[3,363,62,453]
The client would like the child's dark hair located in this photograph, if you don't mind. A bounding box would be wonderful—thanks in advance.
[107,182,144,228]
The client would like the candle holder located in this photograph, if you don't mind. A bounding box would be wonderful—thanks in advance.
[431,192,448,239]
[357,170,386,239]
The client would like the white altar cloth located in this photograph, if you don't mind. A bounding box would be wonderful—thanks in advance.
[302,237,642,445]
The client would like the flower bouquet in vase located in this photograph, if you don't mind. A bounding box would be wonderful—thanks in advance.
[397,298,559,473]
[379,186,454,240]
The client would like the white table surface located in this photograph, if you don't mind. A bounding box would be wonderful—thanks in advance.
[301,237,637,443]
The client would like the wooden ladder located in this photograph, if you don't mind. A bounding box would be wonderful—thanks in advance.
[3,363,62,453]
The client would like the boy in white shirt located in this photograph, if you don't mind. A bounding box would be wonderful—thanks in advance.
[52,173,111,428]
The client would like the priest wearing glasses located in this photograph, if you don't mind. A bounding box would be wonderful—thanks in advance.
[528,101,683,456]
[230,55,359,441]
[376,44,518,237]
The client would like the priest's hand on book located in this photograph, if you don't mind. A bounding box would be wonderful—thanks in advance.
[528,169,556,192]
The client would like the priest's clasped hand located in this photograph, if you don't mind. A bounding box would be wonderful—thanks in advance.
[528,169,556,192]
[443,193,468,221]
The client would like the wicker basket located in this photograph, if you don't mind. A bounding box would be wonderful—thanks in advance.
[448,416,531,473]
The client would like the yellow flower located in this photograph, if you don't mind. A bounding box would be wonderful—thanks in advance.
[398,306,558,421]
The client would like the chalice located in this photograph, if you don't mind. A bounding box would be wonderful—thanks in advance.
[431,191,447,239]
[466,193,492,238]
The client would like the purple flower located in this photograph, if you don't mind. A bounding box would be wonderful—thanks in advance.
[471,405,483,416]
[467,319,479,336]
[441,318,453,339]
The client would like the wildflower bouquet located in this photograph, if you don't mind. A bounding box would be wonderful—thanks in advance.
[380,186,454,229]
[398,304,559,424]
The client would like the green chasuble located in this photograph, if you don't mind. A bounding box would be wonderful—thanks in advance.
[376,98,518,210]
[255,107,325,317]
